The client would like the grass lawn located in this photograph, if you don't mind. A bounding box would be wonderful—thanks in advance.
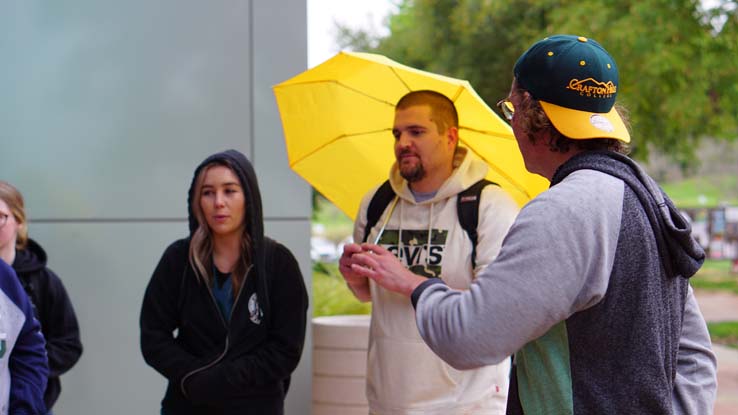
[708,321,738,349]
[660,174,738,207]
[691,260,738,295]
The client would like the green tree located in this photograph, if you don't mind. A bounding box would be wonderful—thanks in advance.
[336,0,738,165]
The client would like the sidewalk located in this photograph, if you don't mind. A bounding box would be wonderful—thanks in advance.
[694,290,738,415]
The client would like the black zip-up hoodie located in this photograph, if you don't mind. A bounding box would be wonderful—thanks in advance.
[140,150,309,415]
[12,238,83,410]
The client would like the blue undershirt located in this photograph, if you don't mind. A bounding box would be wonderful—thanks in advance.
[411,188,437,203]
[212,268,234,322]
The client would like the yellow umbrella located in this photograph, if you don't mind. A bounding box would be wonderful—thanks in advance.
[273,51,549,219]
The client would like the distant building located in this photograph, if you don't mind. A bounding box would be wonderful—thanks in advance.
[682,206,738,262]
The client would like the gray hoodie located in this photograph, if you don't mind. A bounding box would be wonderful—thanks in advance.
[411,151,717,414]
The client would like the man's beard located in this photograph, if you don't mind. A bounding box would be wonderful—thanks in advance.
[400,162,425,183]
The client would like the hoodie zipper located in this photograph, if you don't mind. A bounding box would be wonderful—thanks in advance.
[179,264,254,398]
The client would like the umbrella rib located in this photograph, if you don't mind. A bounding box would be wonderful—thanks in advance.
[336,81,397,106]
[289,128,393,166]
[459,126,516,140]
[450,85,465,102]
[277,79,397,107]
[388,66,413,92]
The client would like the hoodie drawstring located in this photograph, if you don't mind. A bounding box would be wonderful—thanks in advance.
[398,200,404,262]
[423,203,437,278]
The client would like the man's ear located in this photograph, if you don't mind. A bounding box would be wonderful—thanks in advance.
[447,126,459,148]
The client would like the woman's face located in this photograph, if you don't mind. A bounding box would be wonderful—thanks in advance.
[0,198,19,252]
[199,165,246,239]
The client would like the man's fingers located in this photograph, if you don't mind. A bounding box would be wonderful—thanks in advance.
[350,263,374,280]
[360,243,390,256]
[350,252,381,276]
[360,251,383,268]
[342,243,362,255]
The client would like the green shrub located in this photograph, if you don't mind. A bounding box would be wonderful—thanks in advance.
[312,261,371,317]
[312,194,354,243]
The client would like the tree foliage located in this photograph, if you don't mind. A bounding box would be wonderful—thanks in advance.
[336,0,738,165]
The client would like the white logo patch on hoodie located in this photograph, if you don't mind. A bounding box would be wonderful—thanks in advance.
[248,293,262,324]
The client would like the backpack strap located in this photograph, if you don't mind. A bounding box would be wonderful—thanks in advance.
[363,180,396,243]
[457,179,496,269]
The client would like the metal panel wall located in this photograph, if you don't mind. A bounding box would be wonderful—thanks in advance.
[1,1,311,413]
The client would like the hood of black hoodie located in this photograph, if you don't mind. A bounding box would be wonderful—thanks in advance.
[186,149,270,317]
[551,151,705,279]
[13,238,47,275]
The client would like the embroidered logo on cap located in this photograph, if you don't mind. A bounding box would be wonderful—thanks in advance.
[567,78,617,98]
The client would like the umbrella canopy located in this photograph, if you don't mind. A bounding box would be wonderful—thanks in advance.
[273,51,549,219]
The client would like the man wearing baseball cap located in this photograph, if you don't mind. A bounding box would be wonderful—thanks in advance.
[348,35,717,413]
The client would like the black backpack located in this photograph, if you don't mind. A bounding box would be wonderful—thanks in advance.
[362,179,496,269]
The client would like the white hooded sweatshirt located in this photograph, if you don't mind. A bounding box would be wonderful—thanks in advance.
[354,147,519,414]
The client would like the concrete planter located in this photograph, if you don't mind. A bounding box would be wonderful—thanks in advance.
[312,315,370,415]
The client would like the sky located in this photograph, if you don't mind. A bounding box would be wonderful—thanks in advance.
[307,0,397,67]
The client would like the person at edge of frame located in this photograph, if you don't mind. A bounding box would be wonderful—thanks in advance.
[0,180,83,415]
[0,259,48,415]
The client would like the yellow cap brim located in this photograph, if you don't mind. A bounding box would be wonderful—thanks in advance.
[539,100,630,143]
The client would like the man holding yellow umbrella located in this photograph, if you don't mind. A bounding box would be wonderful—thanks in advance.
[273,51,546,414]
[339,90,519,414]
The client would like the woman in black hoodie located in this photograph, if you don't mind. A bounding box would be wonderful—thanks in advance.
[0,180,83,414]
[140,150,309,415]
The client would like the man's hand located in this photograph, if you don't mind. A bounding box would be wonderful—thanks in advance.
[350,243,426,298]
[338,243,372,302]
